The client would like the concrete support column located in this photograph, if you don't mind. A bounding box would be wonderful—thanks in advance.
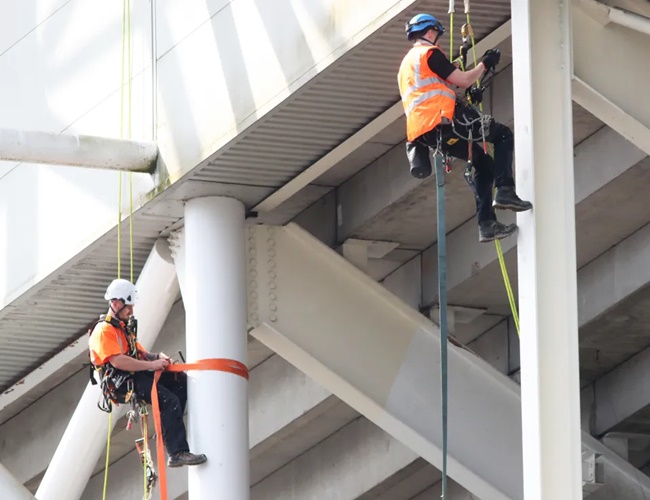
[183,197,249,499]
[511,0,582,498]
[0,463,33,500]
[35,239,180,500]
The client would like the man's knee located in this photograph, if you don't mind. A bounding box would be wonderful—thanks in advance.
[170,372,188,393]
[159,390,182,413]
[160,373,187,404]
[493,122,513,146]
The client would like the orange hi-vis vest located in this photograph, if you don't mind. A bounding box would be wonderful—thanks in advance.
[88,315,143,366]
[398,44,457,142]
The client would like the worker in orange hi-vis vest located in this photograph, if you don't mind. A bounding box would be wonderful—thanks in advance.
[397,13,532,243]
[89,278,207,468]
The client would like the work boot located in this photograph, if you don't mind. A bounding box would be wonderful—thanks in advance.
[478,220,518,243]
[492,186,533,212]
[167,451,207,468]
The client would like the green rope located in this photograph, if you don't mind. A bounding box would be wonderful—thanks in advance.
[434,149,449,499]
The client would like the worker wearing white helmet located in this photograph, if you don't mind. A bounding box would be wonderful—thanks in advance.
[89,278,207,468]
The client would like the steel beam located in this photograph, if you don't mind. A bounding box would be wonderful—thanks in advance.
[594,345,650,435]
[246,223,650,499]
[0,128,158,172]
[251,418,423,499]
[572,4,650,156]
[249,223,524,499]
[575,0,650,36]
[572,77,650,157]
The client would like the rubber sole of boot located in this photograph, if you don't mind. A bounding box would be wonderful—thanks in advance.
[492,200,533,212]
[168,455,207,468]
[479,227,518,243]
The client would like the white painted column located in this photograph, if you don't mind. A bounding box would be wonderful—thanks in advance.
[511,0,582,498]
[0,463,34,500]
[35,239,180,500]
[183,197,249,499]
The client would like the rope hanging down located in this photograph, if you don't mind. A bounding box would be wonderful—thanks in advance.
[447,2,520,334]
[433,136,449,499]
[435,5,454,498]
[435,3,522,499]
[459,7,520,336]
[104,0,138,498]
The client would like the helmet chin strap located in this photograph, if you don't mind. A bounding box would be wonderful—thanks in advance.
[109,300,126,320]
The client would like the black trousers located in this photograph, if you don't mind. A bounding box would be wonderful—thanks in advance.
[124,371,189,456]
[409,102,516,223]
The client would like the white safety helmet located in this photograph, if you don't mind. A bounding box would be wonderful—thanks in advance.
[104,279,138,305]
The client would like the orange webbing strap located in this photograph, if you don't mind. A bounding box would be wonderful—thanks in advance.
[151,358,249,500]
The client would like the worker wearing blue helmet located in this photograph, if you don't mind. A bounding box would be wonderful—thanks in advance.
[398,14,532,243]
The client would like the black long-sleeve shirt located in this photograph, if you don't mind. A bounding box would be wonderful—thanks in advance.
[427,48,458,80]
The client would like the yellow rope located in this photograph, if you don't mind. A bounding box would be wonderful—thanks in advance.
[117,0,128,280]
[495,239,520,332]
[103,2,136,498]
[122,0,134,283]
[116,0,135,283]
[463,11,521,336]
[102,413,113,500]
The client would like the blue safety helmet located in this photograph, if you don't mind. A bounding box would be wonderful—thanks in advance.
[405,13,445,41]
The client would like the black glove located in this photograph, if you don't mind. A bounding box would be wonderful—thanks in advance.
[481,48,501,71]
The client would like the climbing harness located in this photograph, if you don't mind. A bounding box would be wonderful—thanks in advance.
[88,314,139,412]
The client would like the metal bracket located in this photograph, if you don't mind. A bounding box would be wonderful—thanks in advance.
[341,238,400,273]
[582,452,605,495]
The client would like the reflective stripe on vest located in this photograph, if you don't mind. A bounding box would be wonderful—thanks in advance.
[398,45,457,142]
